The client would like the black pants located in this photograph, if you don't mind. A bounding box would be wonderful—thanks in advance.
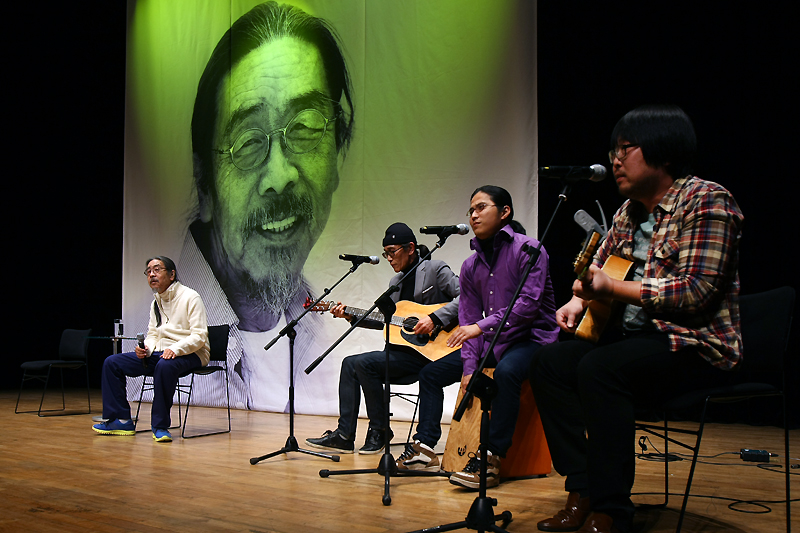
[529,333,730,533]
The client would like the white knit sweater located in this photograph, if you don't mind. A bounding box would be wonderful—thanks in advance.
[145,281,210,366]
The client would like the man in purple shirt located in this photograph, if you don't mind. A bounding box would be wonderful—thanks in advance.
[446,185,559,489]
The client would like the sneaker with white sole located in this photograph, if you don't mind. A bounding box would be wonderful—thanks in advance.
[92,419,135,436]
[396,440,441,471]
[449,450,501,489]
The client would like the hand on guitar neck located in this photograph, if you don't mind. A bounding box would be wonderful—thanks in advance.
[328,300,435,335]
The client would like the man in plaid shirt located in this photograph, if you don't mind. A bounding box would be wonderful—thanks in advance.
[530,105,744,533]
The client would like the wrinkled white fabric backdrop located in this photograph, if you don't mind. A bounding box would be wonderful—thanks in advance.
[123,0,538,423]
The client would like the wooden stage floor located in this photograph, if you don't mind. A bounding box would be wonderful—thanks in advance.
[2,390,796,532]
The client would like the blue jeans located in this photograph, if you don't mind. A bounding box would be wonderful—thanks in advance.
[101,350,202,429]
[485,340,544,457]
[413,350,463,448]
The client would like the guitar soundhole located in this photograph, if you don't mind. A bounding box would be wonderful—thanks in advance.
[402,317,419,332]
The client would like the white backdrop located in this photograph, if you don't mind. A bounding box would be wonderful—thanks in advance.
[123,0,538,424]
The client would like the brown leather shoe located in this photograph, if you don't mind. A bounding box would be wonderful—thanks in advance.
[576,512,620,533]
[537,492,591,531]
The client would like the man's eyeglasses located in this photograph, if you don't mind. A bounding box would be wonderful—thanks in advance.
[144,266,167,276]
[382,244,410,259]
[466,203,497,217]
[214,108,338,171]
[608,143,639,163]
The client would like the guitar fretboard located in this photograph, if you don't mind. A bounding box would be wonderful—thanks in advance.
[337,303,408,327]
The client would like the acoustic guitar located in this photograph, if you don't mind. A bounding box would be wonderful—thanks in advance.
[304,299,461,361]
[571,231,634,343]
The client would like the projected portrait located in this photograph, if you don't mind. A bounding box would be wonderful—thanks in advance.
[179,1,354,412]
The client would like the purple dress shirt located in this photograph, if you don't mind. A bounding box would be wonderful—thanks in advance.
[458,225,559,376]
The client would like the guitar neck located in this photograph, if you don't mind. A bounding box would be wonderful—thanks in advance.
[343,305,405,327]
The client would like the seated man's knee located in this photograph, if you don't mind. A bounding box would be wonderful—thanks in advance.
[575,350,614,393]
[341,354,360,374]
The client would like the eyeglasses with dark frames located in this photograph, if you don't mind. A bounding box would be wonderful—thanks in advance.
[382,244,410,259]
[608,143,639,163]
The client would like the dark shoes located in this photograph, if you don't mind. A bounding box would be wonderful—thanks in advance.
[306,429,354,453]
[537,492,591,531]
[305,427,395,454]
[358,427,393,454]
[576,513,621,533]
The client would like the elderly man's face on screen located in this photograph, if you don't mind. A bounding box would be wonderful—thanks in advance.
[202,37,340,299]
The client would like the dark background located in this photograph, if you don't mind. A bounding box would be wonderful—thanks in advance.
[8,3,796,424]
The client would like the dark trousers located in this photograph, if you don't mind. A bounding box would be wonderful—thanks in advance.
[101,351,202,429]
[530,333,729,533]
[337,347,428,440]
[413,350,463,448]
[336,347,463,442]
[485,340,544,457]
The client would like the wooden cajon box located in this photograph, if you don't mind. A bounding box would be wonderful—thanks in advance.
[442,368,552,478]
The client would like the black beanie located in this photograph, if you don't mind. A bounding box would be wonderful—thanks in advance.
[383,222,417,246]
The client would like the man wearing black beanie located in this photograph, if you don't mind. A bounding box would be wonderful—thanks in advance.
[306,223,461,461]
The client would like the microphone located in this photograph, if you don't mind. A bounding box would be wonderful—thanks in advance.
[137,333,147,369]
[339,254,380,265]
[539,164,606,182]
[419,224,470,237]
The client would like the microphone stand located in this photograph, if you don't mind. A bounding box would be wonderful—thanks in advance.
[249,260,369,465]
[409,183,571,533]
[307,233,459,506]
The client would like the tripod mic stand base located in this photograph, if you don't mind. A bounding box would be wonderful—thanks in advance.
[250,435,341,465]
[407,496,512,533]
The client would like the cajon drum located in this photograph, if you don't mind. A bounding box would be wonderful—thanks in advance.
[442,368,551,478]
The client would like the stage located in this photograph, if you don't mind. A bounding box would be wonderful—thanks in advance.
[2,390,795,532]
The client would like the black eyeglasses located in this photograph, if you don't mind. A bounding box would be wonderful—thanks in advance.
[214,108,338,171]
[382,244,410,259]
[608,143,639,163]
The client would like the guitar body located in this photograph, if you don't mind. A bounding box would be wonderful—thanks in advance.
[387,301,461,361]
[304,299,461,361]
[575,255,634,343]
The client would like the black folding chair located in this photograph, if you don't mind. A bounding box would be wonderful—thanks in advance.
[16,328,92,416]
[135,324,231,438]
[635,286,795,532]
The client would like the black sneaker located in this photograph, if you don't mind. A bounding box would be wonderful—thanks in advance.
[305,429,354,453]
[358,427,394,454]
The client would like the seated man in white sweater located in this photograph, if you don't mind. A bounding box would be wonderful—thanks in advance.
[92,256,210,442]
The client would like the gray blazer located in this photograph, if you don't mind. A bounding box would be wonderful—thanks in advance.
[357,259,460,329]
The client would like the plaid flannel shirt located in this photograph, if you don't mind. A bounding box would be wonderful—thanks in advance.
[593,176,744,369]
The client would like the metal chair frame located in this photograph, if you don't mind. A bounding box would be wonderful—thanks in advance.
[635,286,794,533]
[134,324,231,438]
[16,328,92,417]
